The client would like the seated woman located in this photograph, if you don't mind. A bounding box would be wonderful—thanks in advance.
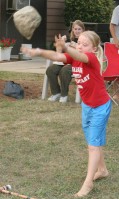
[46,20,85,103]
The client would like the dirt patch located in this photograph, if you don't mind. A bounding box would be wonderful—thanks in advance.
[0,79,43,101]
[0,58,46,101]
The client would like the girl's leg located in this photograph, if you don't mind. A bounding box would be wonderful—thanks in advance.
[93,147,109,180]
[76,100,112,197]
[93,101,112,180]
[75,145,101,198]
[59,64,72,96]
[46,64,62,95]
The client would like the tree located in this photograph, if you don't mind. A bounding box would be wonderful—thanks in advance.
[64,0,115,27]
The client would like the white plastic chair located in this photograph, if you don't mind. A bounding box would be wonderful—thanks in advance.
[41,59,81,103]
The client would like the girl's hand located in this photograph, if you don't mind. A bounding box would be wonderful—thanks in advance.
[54,34,66,52]
[61,35,67,41]
[20,47,41,57]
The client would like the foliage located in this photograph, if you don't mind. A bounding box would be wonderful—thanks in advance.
[64,0,115,26]
[0,38,16,48]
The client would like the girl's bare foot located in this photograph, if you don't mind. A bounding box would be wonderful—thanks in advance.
[74,181,93,198]
[93,170,109,181]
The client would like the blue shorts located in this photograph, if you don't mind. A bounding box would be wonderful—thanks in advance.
[82,100,112,146]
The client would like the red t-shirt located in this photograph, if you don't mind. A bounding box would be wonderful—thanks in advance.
[64,52,110,107]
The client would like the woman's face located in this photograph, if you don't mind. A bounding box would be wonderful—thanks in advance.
[72,24,84,38]
[76,34,96,53]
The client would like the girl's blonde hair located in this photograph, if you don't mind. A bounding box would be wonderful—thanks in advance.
[70,20,85,41]
[80,31,103,73]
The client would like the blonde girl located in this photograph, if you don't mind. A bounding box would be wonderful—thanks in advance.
[21,30,112,198]
[70,20,85,41]
[46,20,85,103]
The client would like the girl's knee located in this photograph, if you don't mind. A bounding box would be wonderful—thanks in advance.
[59,66,72,77]
[46,66,52,76]
[46,65,61,76]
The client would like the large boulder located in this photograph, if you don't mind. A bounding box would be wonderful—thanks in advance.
[13,6,42,40]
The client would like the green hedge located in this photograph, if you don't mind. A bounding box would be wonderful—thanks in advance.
[64,0,115,26]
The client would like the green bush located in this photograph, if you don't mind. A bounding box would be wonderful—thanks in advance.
[64,0,115,26]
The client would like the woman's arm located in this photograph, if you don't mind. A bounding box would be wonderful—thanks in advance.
[110,23,119,48]
[21,47,67,63]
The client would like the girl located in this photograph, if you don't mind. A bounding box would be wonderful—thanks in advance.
[46,20,85,103]
[21,30,112,198]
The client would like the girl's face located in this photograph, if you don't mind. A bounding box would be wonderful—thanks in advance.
[76,34,96,53]
[72,24,83,38]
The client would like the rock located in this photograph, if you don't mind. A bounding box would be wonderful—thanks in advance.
[13,6,42,40]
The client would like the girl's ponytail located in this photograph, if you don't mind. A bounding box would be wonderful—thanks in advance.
[96,45,104,74]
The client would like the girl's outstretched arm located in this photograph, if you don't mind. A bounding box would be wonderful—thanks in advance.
[20,47,67,63]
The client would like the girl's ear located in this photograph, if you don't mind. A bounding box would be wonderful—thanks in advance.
[92,46,97,53]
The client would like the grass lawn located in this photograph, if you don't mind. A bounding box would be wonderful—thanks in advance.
[0,72,119,199]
